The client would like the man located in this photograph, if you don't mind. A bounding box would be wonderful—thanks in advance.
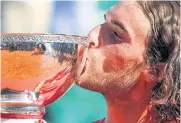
[76,1,180,123]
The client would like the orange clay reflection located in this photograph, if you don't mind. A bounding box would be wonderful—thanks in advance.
[1,50,72,91]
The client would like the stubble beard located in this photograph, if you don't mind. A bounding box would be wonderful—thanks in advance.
[77,61,143,100]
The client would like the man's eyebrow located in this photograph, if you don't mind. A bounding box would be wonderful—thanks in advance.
[104,13,128,34]
[111,20,128,33]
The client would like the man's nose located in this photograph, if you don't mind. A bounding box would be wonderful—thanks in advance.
[88,25,101,48]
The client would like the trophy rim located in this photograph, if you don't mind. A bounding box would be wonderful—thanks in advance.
[1,33,88,44]
[1,33,87,37]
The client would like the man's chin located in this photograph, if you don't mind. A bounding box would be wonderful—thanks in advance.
[75,78,88,87]
[75,80,100,94]
[75,77,85,87]
[75,78,92,90]
[75,79,82,86]
[75,70,89,85]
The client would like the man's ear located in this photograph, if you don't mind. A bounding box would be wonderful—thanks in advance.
[142,62,166,83]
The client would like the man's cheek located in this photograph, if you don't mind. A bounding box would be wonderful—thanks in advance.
[103,55,126,73]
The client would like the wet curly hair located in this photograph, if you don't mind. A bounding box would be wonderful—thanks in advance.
[138,1,180,122]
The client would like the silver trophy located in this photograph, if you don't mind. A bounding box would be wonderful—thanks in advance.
[1,33,88,122]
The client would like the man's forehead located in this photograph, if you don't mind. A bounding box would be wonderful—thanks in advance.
[106,1,142,20]
[106,1,151,42]
[106,1,133,16]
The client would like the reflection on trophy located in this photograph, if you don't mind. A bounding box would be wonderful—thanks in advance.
[1,34,88,122]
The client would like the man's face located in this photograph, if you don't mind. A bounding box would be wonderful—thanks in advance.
[76,1,151,98]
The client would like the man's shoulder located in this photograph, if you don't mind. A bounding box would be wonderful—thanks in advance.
[93,118,105,123]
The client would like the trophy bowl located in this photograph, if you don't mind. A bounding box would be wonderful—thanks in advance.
[0,33,88,121]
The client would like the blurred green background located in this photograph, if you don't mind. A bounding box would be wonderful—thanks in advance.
[44,84,107,123]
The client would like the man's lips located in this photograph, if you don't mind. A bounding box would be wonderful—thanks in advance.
[80,58,89,75]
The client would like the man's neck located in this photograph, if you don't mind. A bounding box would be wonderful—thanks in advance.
[103,80,158,123]
[104,98,157,123]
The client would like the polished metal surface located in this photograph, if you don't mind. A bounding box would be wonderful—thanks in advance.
[1,89,39,106]
[1,106,45,114]
[1,33,88,119]
[1,33,88,44]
